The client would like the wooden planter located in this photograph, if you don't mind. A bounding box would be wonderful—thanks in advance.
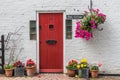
[14,67,25,76]
[78,68,89,78]
[26,66,36,76]
[91,70,99,78]
[67,69,76,77]
[5,68,14,77]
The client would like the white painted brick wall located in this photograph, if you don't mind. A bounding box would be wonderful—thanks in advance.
[0,0,120,74]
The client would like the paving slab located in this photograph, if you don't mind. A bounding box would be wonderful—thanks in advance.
[0,73,120,80]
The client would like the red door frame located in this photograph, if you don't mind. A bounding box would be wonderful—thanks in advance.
[38,12,65,73]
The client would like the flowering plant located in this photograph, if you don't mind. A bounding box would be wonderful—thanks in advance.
[77,58,89,69]
[75,8,106,41]
[14,61,24,67]
[26,59,36,67]
[66,60,78,70]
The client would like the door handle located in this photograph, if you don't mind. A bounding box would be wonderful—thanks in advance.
[46,40,57,45]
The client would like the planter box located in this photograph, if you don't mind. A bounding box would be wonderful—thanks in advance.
[14,67,25,76]
[78,68,89,78]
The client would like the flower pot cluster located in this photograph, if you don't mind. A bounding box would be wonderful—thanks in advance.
[66,59,102,78]
[4,59,36,77]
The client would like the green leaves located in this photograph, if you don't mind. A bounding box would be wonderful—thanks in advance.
[4,64,14,69]
[91,66,99,70]
[66,65,77,70]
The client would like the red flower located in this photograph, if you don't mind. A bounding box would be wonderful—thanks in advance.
[14,61,23,67]
[26,59,35,67]
[68,60,78,66]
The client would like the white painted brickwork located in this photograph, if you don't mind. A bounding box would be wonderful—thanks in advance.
[0,0,120,74]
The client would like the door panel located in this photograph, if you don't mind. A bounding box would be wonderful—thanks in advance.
[39,13,63,72]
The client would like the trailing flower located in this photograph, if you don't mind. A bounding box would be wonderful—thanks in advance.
[75,8,106,41]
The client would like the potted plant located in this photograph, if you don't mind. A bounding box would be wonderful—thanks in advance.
[77,58,89,78]
[91,65,99,78]
[26,59,36,76]
[90,62,102,78]
[66,60,78,77]
[14,60,25,76]
[75,8,106,41]
[4,64,14,77]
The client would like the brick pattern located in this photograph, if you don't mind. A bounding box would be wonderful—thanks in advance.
[0,73,120,80]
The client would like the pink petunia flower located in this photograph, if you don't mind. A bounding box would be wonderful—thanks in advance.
[98,62,102,67]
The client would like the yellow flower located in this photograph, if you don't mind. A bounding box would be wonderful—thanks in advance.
[84,64,86,67]
[75,75,78,78]
[81,64,84,68]
[81,58,87,63]
[77,65,80,69]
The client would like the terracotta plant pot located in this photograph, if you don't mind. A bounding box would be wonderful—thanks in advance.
[91,70,99,78]
[5,69,14,77]
[67,69,76,77]
[26,66,36,76]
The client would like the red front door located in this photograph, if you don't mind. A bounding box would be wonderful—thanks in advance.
[39,13,63,72]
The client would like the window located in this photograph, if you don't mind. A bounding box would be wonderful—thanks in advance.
[30,20,36,40]
[66,20,72,39]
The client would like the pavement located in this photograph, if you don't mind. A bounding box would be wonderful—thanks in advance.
[0,73,120,80]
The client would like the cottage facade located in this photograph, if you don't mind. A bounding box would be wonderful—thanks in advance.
[0,0,120,74]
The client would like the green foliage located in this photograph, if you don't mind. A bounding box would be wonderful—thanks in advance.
[66,60,78,70]
[91,66,99,70]
[4,64,14,70]
[66,64,77,70]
